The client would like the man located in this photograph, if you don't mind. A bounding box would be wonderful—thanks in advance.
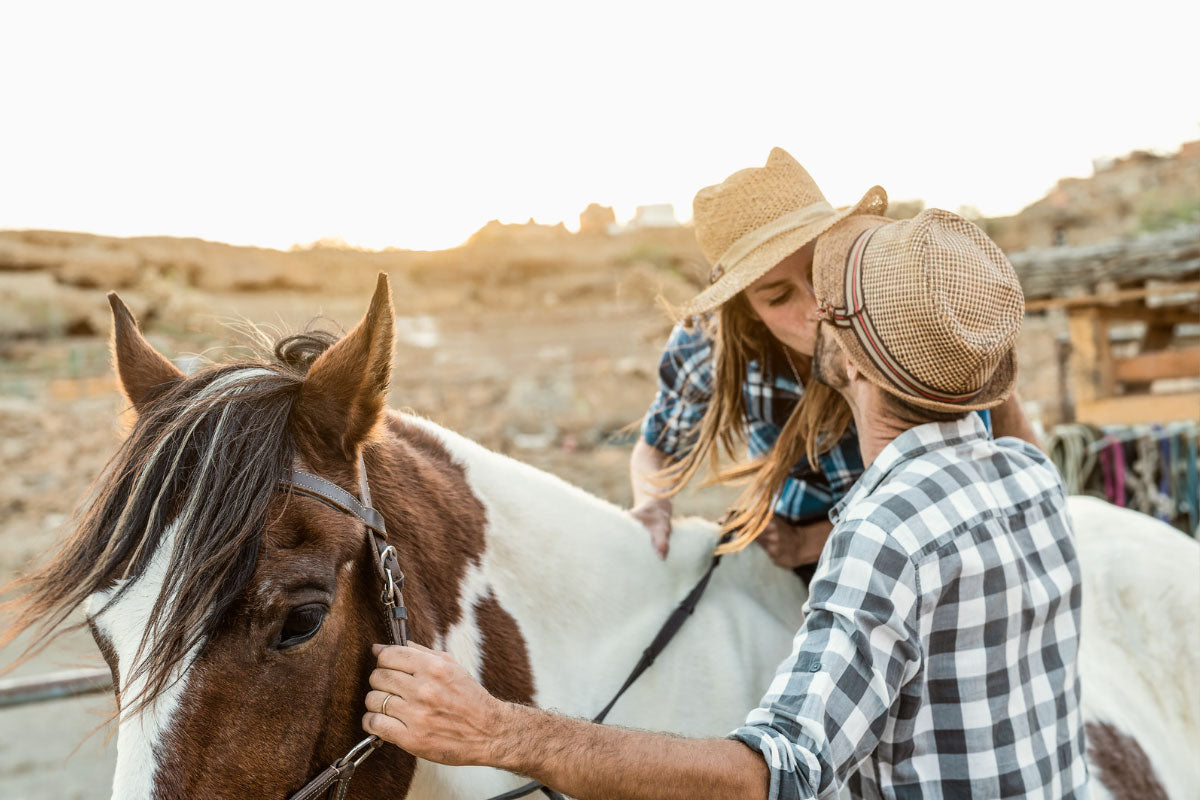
[362,209,1088,798]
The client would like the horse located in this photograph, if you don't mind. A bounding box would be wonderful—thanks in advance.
[3,274,1196,799]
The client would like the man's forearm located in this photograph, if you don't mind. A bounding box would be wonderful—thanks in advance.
[491,702,768,800]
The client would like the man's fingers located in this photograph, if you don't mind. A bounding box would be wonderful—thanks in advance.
[374,644,418,671]
[365,689,402,715]
[370,667,417,697]
[363,711,409,742]
[405,642,451,659]
[376,643,454,673]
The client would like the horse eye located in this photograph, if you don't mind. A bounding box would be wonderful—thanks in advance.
[277,603,327,649]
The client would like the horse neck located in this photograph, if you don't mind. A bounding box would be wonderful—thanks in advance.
[387,415,726,682]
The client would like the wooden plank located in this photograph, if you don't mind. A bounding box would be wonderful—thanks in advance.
[1115,347,1200,385]
[1076,391,1200,425]
[1025,280,1200,312]
[1067,307,1113,407]
[1095,305,1200,325]
[1010,223,1200,300]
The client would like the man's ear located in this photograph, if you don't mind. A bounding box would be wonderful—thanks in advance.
[844,356,861,382]
[108,293,184,413]
[295,273,395,461]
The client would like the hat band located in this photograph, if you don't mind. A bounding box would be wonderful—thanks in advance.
[709,200,836,284]
[825,228,987,405]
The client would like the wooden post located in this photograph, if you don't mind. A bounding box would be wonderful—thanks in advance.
[1066,307,1113,408]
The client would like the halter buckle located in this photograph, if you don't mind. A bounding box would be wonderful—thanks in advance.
[381,569,399,606]
[378,544,397,573]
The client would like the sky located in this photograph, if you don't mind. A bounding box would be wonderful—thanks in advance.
[1,0,1197,252]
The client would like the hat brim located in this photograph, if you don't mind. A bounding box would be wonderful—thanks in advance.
[681,184,887,318]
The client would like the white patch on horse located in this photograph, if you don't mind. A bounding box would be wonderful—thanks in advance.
[87,521,200,800]
[440,560,489,680]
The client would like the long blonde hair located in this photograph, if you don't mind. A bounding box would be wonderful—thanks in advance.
[656,293,853,554]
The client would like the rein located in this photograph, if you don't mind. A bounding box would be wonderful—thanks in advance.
[280,454,726,800]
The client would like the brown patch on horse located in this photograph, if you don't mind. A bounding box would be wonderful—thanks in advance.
[371,413,490,642]
[475,591,536,705]
[87,618,120,705]
[1086,720,1168,800]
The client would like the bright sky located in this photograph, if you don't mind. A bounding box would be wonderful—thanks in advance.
[2,1,1197,252]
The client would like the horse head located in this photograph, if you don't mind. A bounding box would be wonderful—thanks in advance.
[9,274,530,798]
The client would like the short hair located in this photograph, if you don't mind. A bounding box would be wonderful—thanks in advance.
[879,389,970,426]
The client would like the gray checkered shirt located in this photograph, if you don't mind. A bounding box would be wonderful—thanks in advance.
[730,415,1088,799]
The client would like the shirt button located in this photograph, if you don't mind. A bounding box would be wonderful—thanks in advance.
[810,662,821,672]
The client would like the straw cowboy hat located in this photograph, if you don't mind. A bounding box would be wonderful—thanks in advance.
[812,208,1023,413]
[683,147,887,317]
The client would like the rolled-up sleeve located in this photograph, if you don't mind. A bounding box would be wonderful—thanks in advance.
[640,322,715,457]
[729,519,923,800]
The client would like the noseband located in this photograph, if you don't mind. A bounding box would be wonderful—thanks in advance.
[282,453,408,800]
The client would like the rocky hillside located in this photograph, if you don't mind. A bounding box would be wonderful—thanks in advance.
[0,224,706,341]
[986,140,1200,251]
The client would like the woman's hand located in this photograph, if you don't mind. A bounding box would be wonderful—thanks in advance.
[755,516,831,569]
[630,497,673,560]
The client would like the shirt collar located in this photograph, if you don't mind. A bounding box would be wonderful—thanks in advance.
[829,414,990,524]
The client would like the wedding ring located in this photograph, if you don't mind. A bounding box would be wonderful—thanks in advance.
[380,693,392,717]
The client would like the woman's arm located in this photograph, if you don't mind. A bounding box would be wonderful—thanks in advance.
[757,516,832,569]
[990,389,1042,450]
[630,438,675,559]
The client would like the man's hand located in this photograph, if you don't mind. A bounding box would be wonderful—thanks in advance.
[363,646,770,799]
[630,497,673,560]
[755,516,831,569]
[363,643,505,766]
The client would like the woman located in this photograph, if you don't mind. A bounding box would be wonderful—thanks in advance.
[630,148,1038,576]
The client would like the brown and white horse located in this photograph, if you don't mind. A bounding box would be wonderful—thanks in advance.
[4,275,1197,799]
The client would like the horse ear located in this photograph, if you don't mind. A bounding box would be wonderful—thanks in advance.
[297,273,395,461]
[108,292,184,412]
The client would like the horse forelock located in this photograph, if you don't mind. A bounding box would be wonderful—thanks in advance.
[84,365,302,712]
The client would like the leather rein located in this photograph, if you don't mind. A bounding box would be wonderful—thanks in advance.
[280,455,725,800]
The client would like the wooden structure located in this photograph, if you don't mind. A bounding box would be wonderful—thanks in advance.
[1014,224,1200,425]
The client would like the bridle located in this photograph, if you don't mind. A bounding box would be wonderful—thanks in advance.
[278,453,726,800]
[282,453,408,800]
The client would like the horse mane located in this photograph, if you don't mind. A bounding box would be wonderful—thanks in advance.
[0,329,340,717]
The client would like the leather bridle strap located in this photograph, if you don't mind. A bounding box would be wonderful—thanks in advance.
[282,453,409,800]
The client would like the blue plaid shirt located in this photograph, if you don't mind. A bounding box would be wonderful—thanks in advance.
[730,416,1088,799]
[640,323,991,524]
